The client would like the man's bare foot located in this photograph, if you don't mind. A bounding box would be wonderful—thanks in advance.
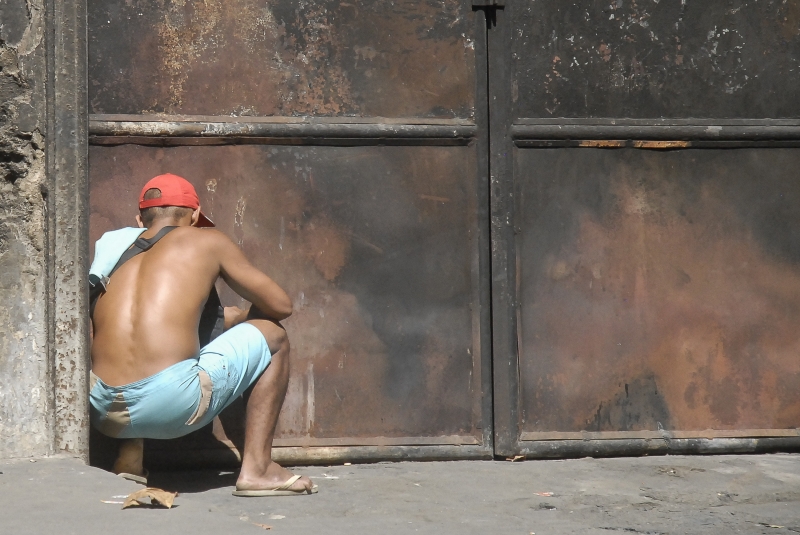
[236,460,315,493]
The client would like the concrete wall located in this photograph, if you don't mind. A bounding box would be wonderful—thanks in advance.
[0,0,53,458]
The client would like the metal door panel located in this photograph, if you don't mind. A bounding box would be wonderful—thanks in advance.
[88,0,475,117]
[517,148,800,436]
[489,1,800,456]
[89,143,489,464]
[510,1,800,119]
[87,0,489,465]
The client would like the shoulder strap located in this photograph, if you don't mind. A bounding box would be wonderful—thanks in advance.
[108,226,177,278]
[89,226,177,318]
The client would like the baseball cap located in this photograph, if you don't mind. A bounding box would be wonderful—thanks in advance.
[138,173,214,227]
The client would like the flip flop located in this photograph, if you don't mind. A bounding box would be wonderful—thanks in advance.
[117,469,149,485]
[232,474,318,497]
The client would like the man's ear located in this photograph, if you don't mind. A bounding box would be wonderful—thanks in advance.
[191,207,201,227]
[136,214,145,228]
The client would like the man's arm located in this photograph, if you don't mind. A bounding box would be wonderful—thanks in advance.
[213,233,293,321]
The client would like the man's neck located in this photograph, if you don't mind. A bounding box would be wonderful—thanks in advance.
[143,219,189,236]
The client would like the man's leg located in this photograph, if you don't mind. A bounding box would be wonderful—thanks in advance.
[235,317,314,493]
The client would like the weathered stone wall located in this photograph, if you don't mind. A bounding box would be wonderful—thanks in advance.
[0,0,53,458]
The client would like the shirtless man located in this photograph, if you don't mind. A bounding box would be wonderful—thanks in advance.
[89,173,315,496]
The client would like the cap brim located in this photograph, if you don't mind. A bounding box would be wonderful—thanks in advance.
[196,211,215,228]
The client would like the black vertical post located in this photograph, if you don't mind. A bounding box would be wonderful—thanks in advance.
[472,5,495,453]
[485,5,519,457]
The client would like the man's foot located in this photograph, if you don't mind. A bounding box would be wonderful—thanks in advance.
[234,461,316,496]
[113,438,147,485]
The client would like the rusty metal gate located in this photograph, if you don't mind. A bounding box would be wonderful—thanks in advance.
[87,0,800,464]
[87,0,492,465]
[488,1,800,457]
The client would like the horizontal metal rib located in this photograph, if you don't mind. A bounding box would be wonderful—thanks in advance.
[512,119,800,147]
[89,114,477,146]
[521,428,800,442]
[518,437,800,459]
[145,444,492,469]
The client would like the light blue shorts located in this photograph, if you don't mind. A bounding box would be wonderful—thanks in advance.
[89,323,271,439]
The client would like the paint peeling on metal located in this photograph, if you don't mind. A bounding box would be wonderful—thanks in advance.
[89,0,476,118]
[632,140,691,149]
[579,140,626,148]
[515,1,800,118]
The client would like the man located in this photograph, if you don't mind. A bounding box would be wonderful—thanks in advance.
[89,173,315,496]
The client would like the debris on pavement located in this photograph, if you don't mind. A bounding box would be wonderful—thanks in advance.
[506,455,525,462]
[267,514,285,520]
[252,523,272,530]
[122,487,177,509]
[534,492,554,497]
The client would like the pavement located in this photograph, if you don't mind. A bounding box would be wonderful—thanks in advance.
[2,453,799,534]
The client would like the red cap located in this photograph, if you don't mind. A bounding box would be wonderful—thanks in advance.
[138,173,214,227]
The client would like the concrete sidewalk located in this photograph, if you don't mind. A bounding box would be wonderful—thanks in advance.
[2,454,799,534]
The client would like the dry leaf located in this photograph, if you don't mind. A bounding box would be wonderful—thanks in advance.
[506,455,525,462]
[122,487,177,509]
[252,524,272,530]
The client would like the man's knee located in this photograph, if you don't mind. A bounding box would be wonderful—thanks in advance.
[247,318,288,355]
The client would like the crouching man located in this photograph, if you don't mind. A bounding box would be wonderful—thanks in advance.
[88,173,315,496]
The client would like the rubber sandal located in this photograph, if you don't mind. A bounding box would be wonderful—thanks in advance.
[232,474,318,497]
[117,469,149,485]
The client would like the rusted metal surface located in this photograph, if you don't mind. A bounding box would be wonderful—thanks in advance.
[516,148,800,436]
[88,0,475,118]
[511,1,800,119]
[578,141,691,149]
[521,429,800,442]
[579,140,626,148]
[89,144,486,447]
[511,120,800,142]
[517,437,800,460]
[486,0,800,457]
[632,141,690,149]
[88,115,477,146]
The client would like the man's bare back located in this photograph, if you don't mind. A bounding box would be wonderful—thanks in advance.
[92,226,291,386]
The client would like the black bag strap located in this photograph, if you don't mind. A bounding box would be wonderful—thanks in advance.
[89,226,177,317]
[89,226,226,344]
[108,226,178,278]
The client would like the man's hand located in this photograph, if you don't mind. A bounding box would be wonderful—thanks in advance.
[224,306,249,330]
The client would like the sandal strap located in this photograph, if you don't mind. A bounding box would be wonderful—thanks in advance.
[275,474,302,491]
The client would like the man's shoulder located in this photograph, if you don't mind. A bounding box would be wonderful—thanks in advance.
[168,227,233,250]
